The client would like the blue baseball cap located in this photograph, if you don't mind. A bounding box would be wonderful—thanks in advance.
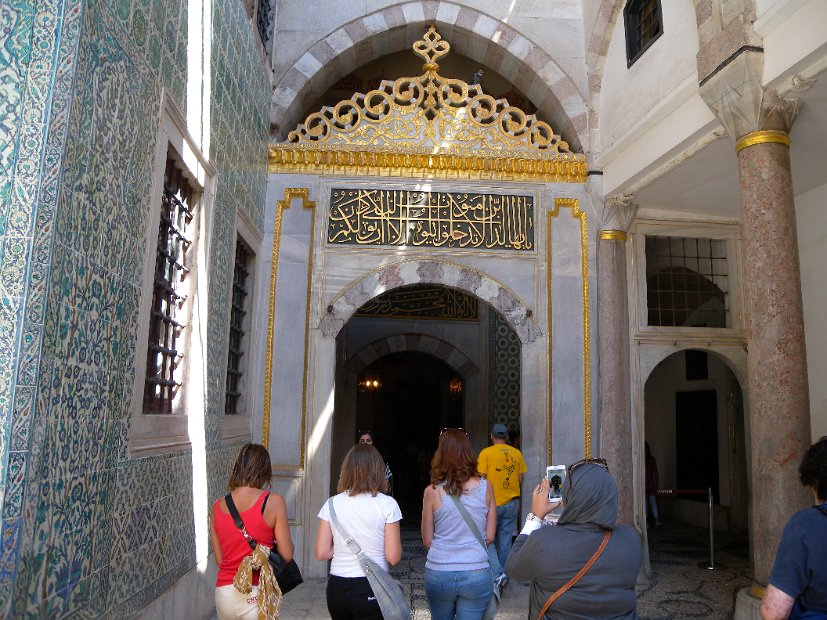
[491,423,508,438]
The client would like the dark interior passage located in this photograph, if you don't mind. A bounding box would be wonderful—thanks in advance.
[355,351,464,520]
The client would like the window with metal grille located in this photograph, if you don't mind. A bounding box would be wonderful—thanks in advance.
[645,236,729,328]
[225,237,253,415]
[241,0,275,54]
[143,153,196,414]
[624,0,663,66]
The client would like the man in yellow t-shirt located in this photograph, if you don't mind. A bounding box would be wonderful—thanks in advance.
[477,423,527,589]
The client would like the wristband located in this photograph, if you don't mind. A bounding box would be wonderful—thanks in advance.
[520,513,543,535]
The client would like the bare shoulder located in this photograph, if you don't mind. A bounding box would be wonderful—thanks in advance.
[268,491,287,508]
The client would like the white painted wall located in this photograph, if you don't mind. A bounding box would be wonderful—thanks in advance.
[598,0,699,154]
[760,0,827,85]
[796,182,827,441]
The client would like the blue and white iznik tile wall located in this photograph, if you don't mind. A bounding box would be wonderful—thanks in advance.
[1,0,270,616]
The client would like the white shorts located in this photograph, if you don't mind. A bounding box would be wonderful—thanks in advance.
[215,584,259,620]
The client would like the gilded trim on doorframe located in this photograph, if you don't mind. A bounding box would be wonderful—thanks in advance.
[547,198,592,461]
[263,188,316,474]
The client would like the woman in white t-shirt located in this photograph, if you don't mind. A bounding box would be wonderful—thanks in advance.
[316,443,403,619]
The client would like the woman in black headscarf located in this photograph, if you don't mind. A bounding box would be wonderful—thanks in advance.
[505,459,641,619]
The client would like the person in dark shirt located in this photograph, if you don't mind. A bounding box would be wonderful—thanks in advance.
[506,459,641,620]
[761,436,827,619]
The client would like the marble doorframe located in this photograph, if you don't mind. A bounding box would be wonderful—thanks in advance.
[633,340,750,575]
[303,258,545,577]
[330,332,483,493]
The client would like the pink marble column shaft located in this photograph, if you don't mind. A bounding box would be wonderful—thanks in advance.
[597,237,633,524]
[738,140,812,585]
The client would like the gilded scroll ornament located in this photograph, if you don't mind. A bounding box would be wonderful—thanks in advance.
[270,26,586,183]
[328,188,534,250]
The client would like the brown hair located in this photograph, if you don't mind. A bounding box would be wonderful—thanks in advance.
[430,429,478,496]
[338,444,388,496]
[228,443,272,490]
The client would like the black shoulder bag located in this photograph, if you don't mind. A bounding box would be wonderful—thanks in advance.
[224,493,303,594]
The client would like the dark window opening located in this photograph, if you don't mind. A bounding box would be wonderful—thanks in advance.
[225,237,253,415]
[676,390,719,503]
[645,236,729,328]
[143,151,196,414]
[625,0,663,66]
[685,350,709,381]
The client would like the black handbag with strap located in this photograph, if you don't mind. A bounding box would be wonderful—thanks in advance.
[224,493,303,594]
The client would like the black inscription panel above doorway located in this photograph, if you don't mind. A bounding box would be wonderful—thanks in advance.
[354,284,479,321]
[329,188,534,250]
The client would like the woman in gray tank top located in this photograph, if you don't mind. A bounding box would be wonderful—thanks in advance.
[421,429,497,619]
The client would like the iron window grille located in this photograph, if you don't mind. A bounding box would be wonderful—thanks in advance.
[624,0,663,67]
[225,237,253,415]
[645,235,729,328]
[143,153,196,414]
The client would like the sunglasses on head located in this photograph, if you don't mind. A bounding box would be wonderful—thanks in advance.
[440,427,467,437]
[566,458,609,490]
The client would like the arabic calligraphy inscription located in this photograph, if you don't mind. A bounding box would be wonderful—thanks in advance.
[328,188,534,250]
[355,284,478,321]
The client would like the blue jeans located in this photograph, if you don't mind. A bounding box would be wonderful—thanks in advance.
[493,498,518,575]
[424,567,492,620]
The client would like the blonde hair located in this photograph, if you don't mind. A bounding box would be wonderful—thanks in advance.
[338,444,388,496]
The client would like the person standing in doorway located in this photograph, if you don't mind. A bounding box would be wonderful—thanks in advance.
[357,430,393,496]
[645,442,661,528]
[477,423,527,592]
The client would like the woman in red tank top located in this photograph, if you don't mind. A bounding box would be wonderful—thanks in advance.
[210,443,294,619]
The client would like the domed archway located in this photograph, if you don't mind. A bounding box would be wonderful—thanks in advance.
[643,348,748,538]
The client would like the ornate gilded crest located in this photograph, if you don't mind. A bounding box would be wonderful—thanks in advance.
[270,26,586,182]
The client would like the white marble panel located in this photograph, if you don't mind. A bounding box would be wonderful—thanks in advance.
[270,474,303,521]
[280,196,316,236]
[473,14,499,40]
[325,27,356,56]
[269,259,312,465]
[272,84,298,110]
[496,53,518,81]
[506,35,532,61]
[436,2,461,26]
[294,52,323,79]
[401,3,426,26]
[282,0,354,35]
[363,12,389,35]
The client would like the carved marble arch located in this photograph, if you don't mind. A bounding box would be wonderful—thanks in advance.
[346,334,480,379]
[270,24,587,183]
[319,259,542,345]
[640,345,747,392]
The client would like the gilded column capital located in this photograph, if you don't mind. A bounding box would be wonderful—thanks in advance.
[699,49,799,145]
[599,193,636,240]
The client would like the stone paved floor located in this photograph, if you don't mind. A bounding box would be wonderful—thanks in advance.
[229,520,754,619]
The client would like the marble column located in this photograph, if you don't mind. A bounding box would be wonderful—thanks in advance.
[700,51,812,596]
[737,130,812,587]
[596,190,636,524]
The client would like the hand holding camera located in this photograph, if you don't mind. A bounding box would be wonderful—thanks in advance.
[532,479,562,519]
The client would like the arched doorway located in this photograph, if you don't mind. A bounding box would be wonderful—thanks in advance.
[643,349,748,538]
[330,284,522,520]
[353,351,464,517]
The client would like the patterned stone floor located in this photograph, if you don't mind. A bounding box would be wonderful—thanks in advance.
[237,520,754,619]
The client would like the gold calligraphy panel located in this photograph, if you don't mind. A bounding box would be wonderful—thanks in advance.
[328,188,534,250]
[354,285,479,321]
